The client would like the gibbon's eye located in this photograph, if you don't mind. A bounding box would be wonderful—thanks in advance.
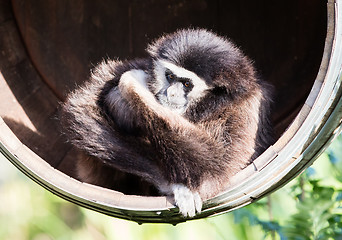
[183,81,191,88]
[182,79,193,89]
[165,70,175,82]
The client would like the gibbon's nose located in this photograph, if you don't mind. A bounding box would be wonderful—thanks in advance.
[167,82,185,98]
[167,82,186,105]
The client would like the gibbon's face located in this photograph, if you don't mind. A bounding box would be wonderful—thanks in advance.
[152,60,210,114]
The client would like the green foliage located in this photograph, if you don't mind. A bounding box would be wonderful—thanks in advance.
[1,135,342,240]
[222,135,342,240]
[279,135,342,240]
[232,206,286,240]
[283,177,342,240]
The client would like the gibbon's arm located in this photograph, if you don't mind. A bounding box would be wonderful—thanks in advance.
[116,70,229,217]
[108,69,266,217]
[118,70,227,185]
[60,74,169,190]
[116,70,229,213]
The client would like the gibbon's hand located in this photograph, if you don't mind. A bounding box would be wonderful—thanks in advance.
[62,29,273,219]
[118,69,196,130]
[118,69,159,108]
[107,69,165,133]
[172,184,202,217]
[119,70,205,217]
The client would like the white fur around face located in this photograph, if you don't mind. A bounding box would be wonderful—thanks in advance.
[157,82,188,114]
[171,184,202,217]
[153,60,210,111]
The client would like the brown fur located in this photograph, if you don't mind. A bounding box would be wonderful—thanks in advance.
[59,29,273,212]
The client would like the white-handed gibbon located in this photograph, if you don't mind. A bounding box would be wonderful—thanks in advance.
[60,29,273,217]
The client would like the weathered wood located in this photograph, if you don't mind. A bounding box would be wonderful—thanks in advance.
[0,2,71,168]
[11,0,326,136]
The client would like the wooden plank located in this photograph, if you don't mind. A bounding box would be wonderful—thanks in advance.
[0,4,70,168]
[0,0,12,23]
[11,0,219,100]
[217,0,327,135]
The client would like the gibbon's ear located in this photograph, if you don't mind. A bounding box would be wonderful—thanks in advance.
[212,58,260,100]
[207,86,246,104]
[211,76,250,101]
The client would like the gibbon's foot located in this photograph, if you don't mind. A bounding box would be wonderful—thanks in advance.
[171,184,202,217]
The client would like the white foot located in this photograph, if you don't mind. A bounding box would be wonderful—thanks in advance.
[172,184,202,217]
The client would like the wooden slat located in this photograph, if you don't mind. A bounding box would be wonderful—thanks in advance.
[0,2,70,168]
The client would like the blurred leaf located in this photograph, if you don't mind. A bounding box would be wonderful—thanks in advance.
[306,167,316,177]
[328,151,339,165]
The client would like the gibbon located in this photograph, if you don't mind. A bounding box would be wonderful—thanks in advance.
[60,29,273,217]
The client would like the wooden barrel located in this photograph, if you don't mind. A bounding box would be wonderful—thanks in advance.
[0,0,341,224]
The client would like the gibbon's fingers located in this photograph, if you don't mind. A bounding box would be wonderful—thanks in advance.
[118,70,157,108]
[117,69,227,190]
[172,184,202,217]
[60,29,273,219]
[118,69,196,131]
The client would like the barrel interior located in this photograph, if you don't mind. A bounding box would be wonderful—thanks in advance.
[0,0,327,195]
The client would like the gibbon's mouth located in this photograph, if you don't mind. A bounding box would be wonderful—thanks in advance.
[166,98,187,108]
[156,94,187,114]
[157,92,185,106]
[162,99,186,110]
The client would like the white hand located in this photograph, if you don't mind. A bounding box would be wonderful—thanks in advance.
[172,184,202,217]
